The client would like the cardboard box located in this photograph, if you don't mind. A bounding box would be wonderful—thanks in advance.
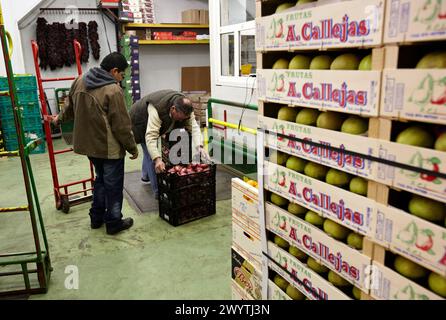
[231,247,262,300]
[265,202,372,292]
[182,9,201,24]
[255,0,384,51]
[200,9,209,25]
[256,69,381,116]
[267,241,352,300]
[181,66,211,93]
[259,116,377,180]
[232,279,255,300]
[374,140,446,203]
[372,202,446,276]
[232,217,262,270]
[370,261,444,300]
[380,69,446,124]
[384,0,446,44]
[232,178,260,234]
[264,161,375,236]
[268,280,292,300]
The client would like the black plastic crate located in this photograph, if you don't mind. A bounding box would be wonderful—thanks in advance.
[158,163,216,190]
[157,163,217,226]
[159,198,216,227]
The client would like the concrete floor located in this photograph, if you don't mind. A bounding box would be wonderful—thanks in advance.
[0,139,233,299]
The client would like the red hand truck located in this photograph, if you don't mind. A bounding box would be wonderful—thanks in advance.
[31,39,94,214]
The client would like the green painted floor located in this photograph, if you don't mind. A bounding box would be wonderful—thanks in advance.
[0,139,233,299]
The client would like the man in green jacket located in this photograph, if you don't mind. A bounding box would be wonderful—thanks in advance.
[55,52,138,235]
[130,90,208,198]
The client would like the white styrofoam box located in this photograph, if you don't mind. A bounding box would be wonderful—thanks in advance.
[259,116,377,179]
[133,12,143,19]
[232,178,260,234]
[231,247,262,300]
[370,261,444,300]
[375,140,446,203]
[255,0,384,51]
[267,241,352,300]
[372,202,446,276]
[265,202,372,292]
[133,18,144,24]
[264,161,375,236]
[380,69,446,124]
[232,217,262,270]
[232,279,255,300]
[384,0,446,44]
[257,69,381,116]
[268,280,293,300]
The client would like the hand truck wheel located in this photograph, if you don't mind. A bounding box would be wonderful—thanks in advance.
[61,196,70,214]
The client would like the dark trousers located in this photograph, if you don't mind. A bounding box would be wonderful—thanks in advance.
[88,157,125,224]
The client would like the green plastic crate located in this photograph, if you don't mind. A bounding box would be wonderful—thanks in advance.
[0,75,37,91]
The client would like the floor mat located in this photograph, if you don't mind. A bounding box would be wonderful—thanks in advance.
[123,166,236,214]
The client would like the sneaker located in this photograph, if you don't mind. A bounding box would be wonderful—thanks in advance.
[141,178,151,185]
[106,218,134,235]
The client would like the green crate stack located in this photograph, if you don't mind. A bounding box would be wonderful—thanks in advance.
[120,35,140,109]
[0,75,45,154]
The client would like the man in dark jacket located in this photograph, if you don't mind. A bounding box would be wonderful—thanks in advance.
[130,90,208,198]
[55,52,138,235]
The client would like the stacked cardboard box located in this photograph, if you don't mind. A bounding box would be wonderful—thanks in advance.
[120,36,141,108]
[121,0,156,24]
[231,178,262,300]
[181,9,208,25]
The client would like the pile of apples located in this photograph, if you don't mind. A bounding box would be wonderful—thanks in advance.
[167,163,210,176]
[271,233,361,299]
[391,254,446,299]
[277,106,369,136]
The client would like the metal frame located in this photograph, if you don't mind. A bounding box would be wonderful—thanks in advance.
[31,40,94,214]
[0,3,51,298]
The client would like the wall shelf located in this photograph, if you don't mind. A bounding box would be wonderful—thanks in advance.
[124,23,209,29]
[139,39,209,45]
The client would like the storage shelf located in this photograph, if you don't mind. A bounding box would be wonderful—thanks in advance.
[139,40,209,45]
[125,23,209,29]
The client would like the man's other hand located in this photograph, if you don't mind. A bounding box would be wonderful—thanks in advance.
[155,158,166,173]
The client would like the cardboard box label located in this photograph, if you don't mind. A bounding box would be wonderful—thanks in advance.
[264,161,375,236]
[232,279,255,300]
[267,241,352,300]
[231,247,262,300]
[375,141,446,203]
[373,202,446,276]
[255,0,384,50]
[232,218,262,270]
[266,202,372,291]
[381,69,446,124]
[371,261,444,300]
[232,178,260,230]
[384,0,446,44]
[259,116,376,179]
[257,69,380,116]
[268,280,292,300]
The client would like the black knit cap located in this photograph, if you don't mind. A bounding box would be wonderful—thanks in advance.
[100,52,129,72]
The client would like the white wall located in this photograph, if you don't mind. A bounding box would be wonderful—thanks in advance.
[0,0,42,75]
[138,0,210,95]
[17,0,117,113]
[209,0,257,151]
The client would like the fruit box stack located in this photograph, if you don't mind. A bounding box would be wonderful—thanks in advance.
[231,178,262,300]
[121,0,156,24]
[120,36,140,108]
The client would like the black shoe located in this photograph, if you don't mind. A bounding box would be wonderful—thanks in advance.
[141,178,151,185]
[106,218,134,235]
[91,221,103,229]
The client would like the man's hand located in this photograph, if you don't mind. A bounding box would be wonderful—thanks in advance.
[154,157,166,173]
[130,150,138,160]
[198,146,211,162]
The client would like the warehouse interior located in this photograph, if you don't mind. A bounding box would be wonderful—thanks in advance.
[0,0,445,302]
